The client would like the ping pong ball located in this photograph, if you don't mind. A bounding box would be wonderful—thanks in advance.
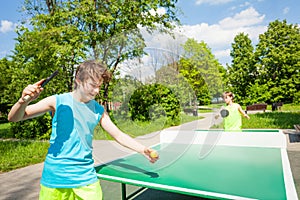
[150,151,158,158]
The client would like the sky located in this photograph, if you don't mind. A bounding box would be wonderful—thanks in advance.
[0,0,299,67]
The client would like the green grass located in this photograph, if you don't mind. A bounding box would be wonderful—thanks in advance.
[243,112,300,129]
[0,140,49,172]
[198,108,214,113]
[280,103,300,112]
[94,113,203,140]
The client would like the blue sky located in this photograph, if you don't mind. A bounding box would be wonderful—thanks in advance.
[0,0,299,66]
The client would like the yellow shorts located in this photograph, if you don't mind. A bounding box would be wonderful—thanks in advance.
[39,181,102,200]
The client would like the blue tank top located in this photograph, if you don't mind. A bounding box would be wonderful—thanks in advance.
[41,93,104,188]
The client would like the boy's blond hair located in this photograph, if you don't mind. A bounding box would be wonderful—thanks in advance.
[74,60,111,89]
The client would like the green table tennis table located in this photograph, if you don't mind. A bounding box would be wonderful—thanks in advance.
[95,130,298,200]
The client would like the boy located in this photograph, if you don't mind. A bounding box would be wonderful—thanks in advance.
[221,91,250,131]
[8,60,158,200]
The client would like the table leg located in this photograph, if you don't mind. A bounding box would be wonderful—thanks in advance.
[121,183,127,200]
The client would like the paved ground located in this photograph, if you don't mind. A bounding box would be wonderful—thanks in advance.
[0,113,299,200]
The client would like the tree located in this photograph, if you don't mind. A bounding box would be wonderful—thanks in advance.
[0,58,15,122]
[226,33,255,104]
[5,0,180,139]
[0,58,14,105]
[179,38,224,105]
[129,83,180,123]
[254,20,300,103]
[13,0,180,104]
[109,75,143,119]
[155,64,196,109]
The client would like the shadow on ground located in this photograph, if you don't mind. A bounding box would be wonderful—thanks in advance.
[133,189,208,200]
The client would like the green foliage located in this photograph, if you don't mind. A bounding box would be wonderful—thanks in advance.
[109,75,143,117]
[0,123,12,138]
[0,58,14,105]
[293,91,300,104]
[20,0,180,103]
[179,38,224,105]
[227,33,255,104]
[13,15,85,92]
[2,0,180,139]
[227,20,300,105]
[254,20,300,104]
[129,83,180,122]
[155,65,197,108]
[10,113,52,140]
[243,81,271,105]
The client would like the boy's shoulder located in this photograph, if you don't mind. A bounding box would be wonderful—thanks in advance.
[54,92,71,103]
[57,92,70,97]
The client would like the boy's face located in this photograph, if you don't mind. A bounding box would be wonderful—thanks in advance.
[79,78,103,100]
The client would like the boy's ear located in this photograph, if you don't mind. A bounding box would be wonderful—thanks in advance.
[74,77,82,88]
[75,76,81,83]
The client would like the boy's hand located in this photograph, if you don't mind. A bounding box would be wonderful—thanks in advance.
[144,148,159,163]
[20,79,45,103]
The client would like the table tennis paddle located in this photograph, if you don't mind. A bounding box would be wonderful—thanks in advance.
[220,109,229,118]
[23,70,59,102]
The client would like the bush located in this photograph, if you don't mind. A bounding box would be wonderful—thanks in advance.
[129,83,180,122]
[10,113,52,139]
[293,91,300,104]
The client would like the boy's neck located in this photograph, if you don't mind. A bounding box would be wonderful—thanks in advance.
[71,91,89,103]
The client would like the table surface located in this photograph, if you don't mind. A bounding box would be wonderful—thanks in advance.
[95,130,297,200]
